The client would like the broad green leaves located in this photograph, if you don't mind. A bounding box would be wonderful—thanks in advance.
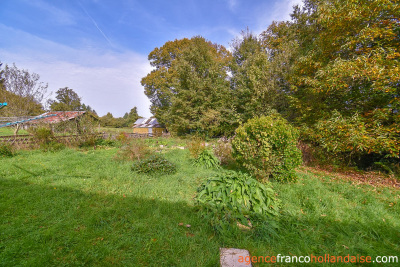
[196,170,280,228]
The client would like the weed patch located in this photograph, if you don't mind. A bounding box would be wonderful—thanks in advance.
[131,154,177,175]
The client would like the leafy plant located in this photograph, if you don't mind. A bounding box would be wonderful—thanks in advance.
[196,170,280,230]
[232,113,302,183]
[193,149,220,168]
[131,154,177,175]
[0,143,15,157]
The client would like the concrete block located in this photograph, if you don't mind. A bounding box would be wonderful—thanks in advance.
[220,248,252,267]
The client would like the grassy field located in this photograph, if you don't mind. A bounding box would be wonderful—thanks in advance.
[97,127,134,134]
[0,142,399,266]
[0,127,29,136]
[0,126,131,136]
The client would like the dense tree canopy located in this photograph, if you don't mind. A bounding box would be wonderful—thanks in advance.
[142,36,234,136]
[100,107,140,128]
[141,0,400,165]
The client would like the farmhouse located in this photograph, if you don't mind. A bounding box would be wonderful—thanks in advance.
[132,118,165,136]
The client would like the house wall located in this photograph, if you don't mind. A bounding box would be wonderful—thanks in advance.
[133,127,165,136]
[133,128,149,134]
[152,128,165,136]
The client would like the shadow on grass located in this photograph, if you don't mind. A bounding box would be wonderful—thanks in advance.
[1,174,399,267]
[0,177,220,267]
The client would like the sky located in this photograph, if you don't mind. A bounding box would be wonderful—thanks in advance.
[0,0,302,118]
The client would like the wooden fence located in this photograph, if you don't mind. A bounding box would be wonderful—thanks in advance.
[0,132,164,148]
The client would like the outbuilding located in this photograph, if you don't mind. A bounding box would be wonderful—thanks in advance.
[132,118,165,136]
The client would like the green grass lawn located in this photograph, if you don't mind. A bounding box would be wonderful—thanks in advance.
[0,127,28,136]
[0,145,399,266]
[97,127,134,134]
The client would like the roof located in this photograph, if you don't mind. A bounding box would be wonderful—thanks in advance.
[31,111,87,124]
[133,117,164,128]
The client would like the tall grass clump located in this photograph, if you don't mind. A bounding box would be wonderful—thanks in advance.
[188,136,206,158]
[0,143,15,157]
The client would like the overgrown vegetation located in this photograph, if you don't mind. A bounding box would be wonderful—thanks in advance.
[232,114,302,183]
[114,139,151,161]
[140,0,400,173]
[192,149,220,169]
[28,126,65,152]
[1,146,398,266]
[196,171,280,232]
[0,143,14,157]
[131,154,177,175]
[187,136,206,158]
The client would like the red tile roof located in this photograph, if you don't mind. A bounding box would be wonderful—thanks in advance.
[30,111,86,124]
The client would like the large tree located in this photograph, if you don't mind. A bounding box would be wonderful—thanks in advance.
[142,36,234,136]
[275,0,400,124]
[49,87,96,114]
[230,29,289,123]
[1,63,47,117]
[49,87,83,111]
[123,107,139,127]
[1,63,48,134]
[260,0,400,160]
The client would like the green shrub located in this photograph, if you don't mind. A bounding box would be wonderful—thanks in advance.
[232,114,302,183]
[29,126,65,151]
[196,171,280,229]
[193,149,220,168]
[131,154,177,175]
[30,126,53,145]
[0,143,15,157]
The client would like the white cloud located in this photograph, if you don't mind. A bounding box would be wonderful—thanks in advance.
[226,0,238,11]
[271,0,303,21]
[254,0,303,35]
[0,24,152,118]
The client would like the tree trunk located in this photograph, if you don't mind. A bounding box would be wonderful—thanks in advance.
[14,124,21,136]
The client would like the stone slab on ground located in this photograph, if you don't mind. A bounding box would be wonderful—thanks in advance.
[220,248,252,267]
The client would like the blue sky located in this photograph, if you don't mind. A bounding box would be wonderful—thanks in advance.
[0,0,302,117]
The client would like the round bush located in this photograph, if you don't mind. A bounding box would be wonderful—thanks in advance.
[232,114,302,183]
